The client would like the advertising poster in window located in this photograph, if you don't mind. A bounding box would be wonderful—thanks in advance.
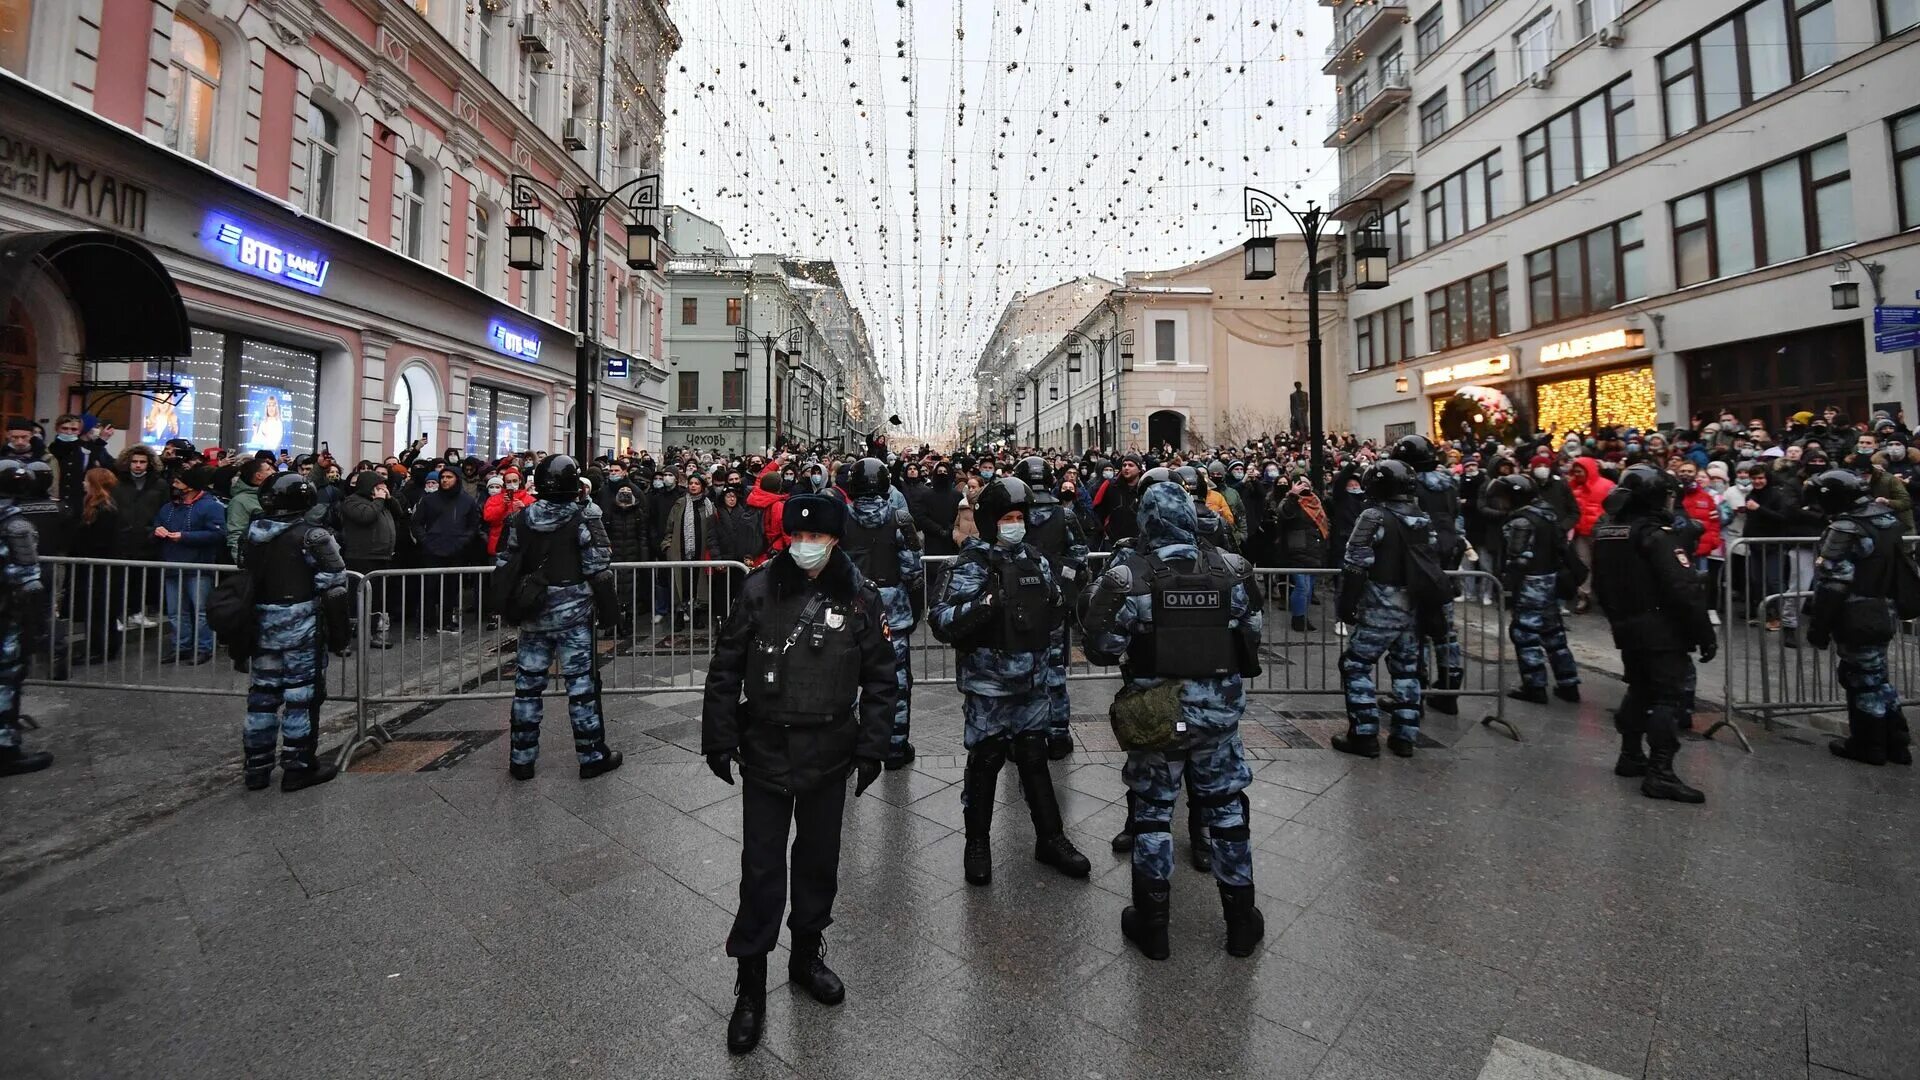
[495,419,523,453]
[466,407,485,458]
[142,376,195,444]
[244,385,293,452]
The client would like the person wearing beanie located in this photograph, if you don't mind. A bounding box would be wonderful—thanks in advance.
[701,489,897,1055]
[152,462,226,664]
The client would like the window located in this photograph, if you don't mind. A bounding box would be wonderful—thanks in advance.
[1154,319,1176,363]
[1416,6,1445,60]
[1462,54,1497,116]
[476,11,494,80]
[465,386,532,459]
[402,162,428,260]
[165,17,220,161]
[1669,139,1851,287]
[1577,0,1624,36]
[725,297,743,325]
[677,371,699,410]
[1421,150,1504,245]
[474,203,493,290]
[1353,301,1417,372]
[1894,108,1920,231]
[1526,216,1645,325]
[1426,267,1509,351]
[1383,202,1413,267]
[1419,92,1448,145]
[1886,0,1920,37]
[525,60,542,129]
[680,297,698,325]
[305,101,339,221]
[0,0,31,74]
[723,370,746,411]
[1659,0,1839,138]
[1520,77,1636,203]
[1514,13,1555,82]
[181,327,321,453]
[1461,0,1494,23]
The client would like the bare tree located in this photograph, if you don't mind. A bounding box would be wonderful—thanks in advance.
[1217,407,1288,448]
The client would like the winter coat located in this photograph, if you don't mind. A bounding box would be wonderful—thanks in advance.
[1274,492,1331,567]
[745,463,790,557]
[601,481,652,563]
[70,503,119,560]
[952,490,981,547]
[1745,481,1824,540]
[1678,485,1722,559]
[110,470,169,560]
[482,488,536,555]
[663,492,718,561]
[1568,457,1612,537]
[224,473,265,561]
[909,478,962,557]
[47,437,111,512]
[152,491,227,565]
[711,499,768,565]
[410,475,483,560]
[337,473,402,564]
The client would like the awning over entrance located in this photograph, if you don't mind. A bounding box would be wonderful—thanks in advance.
[0,230,191,358]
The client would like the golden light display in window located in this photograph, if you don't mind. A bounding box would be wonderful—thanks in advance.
[1535,376,1593,437]
[1595,366,1658,432]
[1432,396,1446,438]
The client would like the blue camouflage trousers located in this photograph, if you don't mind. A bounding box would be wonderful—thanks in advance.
[1124,734,1254,887]
[512,606,609,767]
[1045,623,1071,740]
[246,603,327,768]
[1341,620,1423,741]
[1425,598,1463,685]
[1837,642,1905,739]
[0,627,24,750]
[1509,573,1579,691]
[889,633,913,755]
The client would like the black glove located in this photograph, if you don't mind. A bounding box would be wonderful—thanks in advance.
[706,750,736,785]
[1697,639,1718,664]
[1805,627,1831,650]
[853,757,882,796]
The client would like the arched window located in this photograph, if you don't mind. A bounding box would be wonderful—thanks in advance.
[165,17,220,161]
[391,371,414,455]
[403,161,428,259]
[473,201,493,290]
[306,101,340,221]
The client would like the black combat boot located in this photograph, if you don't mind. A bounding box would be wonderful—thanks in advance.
[1614,732,1648,777]
[727,954,768,1054]
[883,742,915,770]
[0,744,53,777]
[788,931,846,1005]
[1331,728,1381,758]
[510,760,537,781]
[1641,746,1705,804]
[1887,710,1913,766]
[962,743,1004,886]
[1047,733,1074,760]
[280,737,340,793]
[1506,686,1549,705]
[243,742,276,791]
[1553,683,1582,703]
[1015,736,1090,879]
[580,747,624,779]
[1219,883,1266,958]
[1121,871,1172,960]
[1427,670,1461,715]
[1386,734,1416,758]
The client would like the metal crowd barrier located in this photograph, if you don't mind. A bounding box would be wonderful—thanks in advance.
[1717,536,1920,747]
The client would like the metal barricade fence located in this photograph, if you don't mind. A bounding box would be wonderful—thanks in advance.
[1718,536,1920,741]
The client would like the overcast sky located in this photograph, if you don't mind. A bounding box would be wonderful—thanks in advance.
[665,0,1338,437]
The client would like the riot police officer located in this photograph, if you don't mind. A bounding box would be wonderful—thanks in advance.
[702,493,897,1055]
[1804,469,1913,766]
[1082,481,1266,959]
[1334,460,1437,758]
[493,455,623,781]
[237,473,349,791]
[840,457,924,769]
[1490,474,1581,705]
[1591,464,1714,803]
[1013,455,1089,760]
[931,475,1091,886]
[1392,435,1465,714]
[1175,464,1235,553]
[0,459,52,777]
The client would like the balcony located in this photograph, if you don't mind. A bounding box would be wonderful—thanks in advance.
[1322,0,1410,73]
[1322,59,1411,146]
[1331,150,1415,216]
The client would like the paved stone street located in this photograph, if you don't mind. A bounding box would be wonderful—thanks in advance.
[3,639,1916,1080]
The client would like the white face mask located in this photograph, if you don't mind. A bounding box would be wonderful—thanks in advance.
[1531,467,1550,481]
[486,481,503,495]
[789,539,833,570]
[997,522,1027,546]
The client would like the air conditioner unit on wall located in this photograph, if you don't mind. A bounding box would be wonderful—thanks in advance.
[562,117,588,151]
[1528,68,1553,89]
[519,13,549,54]
[1597,22,1624,47]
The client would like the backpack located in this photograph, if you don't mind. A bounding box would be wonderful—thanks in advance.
[207,524,313,647]
[1388,512,1457,612]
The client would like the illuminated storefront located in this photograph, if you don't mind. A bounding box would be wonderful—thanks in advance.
[1528,327,1657,435]
[158,327,321,454]
[466,385,536,460]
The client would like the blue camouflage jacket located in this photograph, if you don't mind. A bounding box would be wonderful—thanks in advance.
[849,493,924,631]
[238,517,348,650]
[495,498,613,631]
[931,535,1059,696]
[1340,497,1433,627]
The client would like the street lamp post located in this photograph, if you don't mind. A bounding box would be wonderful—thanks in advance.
[506,171,659,462]
[1060,323,1135,452]
[735,322,807,453]
[1027,371,1043,448]
[1241,186,1388,495]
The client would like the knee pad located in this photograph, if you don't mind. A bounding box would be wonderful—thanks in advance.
[1127,793,1177,835]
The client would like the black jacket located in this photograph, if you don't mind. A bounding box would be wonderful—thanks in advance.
[110,470,169,560]
[338,474,404,563]
[701,549,896,795]
[711,500,766,564]
[602,481,651,563]
[1273,492,1331,567]
[910,480,962,557]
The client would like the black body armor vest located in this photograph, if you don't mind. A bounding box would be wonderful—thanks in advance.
[519,510,586,586]
[1124,549,1237,678]
[745,585,865,724]
[1025,505,1069,558]
[981,547,1055,653]
[248,524,318,604]
[841,517,901,587]
[1366,508,1414,585]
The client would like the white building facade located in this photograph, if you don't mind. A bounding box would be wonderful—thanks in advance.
[1327,0,1920,442]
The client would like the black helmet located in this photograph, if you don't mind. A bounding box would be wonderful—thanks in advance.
[974,476,1032,544]
[1483,473,1536,515]
[261,472,317,516]
[24,460,53,499]
[534,454,580,501]
[1174,464,1210,498]
[1806,468,1871,515]
[0,459,27,499]
[1013,455,1053,489]
[1612,463,1677,517]
[1136,466,1175,493]
[1363,459,1417,500]
[1390,434,1439,472]
[849,457,890,497]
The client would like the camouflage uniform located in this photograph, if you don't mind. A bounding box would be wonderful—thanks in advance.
[1337,497,1434,743]
[496,499,616,768]
[238,518,348,781]
[1808,502,1912,764]
[1501,503,1580,693]
[0,502,43,755]
[846,493,923,758]
[1026,499,1089,745]
[932,536,1056,751]
[1414,467,1465,704]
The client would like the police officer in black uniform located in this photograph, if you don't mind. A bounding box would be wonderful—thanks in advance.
[1591,464,1714,803]
[1803,469,1913,766]
[702,493,898,1056]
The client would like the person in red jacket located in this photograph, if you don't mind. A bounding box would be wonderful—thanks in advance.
[745,457,791,559]
[1673,460,1721,565]
[482,467,536,555]
[1567,456,1614,613]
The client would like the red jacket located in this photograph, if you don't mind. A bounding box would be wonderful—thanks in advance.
[1568,458,1614,538]
[745,461,790,557]
[482,489,535,555]
[1679,485,1721,558]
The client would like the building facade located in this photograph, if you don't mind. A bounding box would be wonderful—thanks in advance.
[0,0,676,464]
[1326,0,1920,441]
